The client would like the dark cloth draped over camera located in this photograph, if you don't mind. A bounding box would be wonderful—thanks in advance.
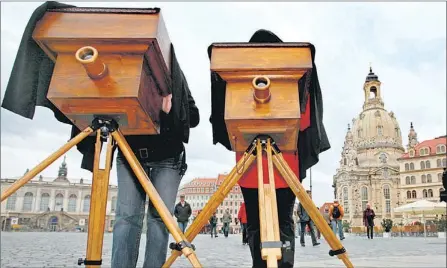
[207,29,330,181]
[1,1,199,172]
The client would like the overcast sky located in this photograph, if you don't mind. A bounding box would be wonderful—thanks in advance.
[1,2,446,207]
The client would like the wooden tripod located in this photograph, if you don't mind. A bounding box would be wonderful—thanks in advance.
[0,119,202,268]
[164,136,354,268]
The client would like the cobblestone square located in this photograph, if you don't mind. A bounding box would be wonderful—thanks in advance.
[1,232,445,267]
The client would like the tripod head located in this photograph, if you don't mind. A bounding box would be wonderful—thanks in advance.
[209,42,313,152]
[32,7,172,135]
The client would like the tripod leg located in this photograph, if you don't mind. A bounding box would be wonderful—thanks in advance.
[79,131,114,268]
[257,140,281,267]
[163,151,256,267]
[111,130,202,268]
[272,153,354,268]
[1,127,94,202]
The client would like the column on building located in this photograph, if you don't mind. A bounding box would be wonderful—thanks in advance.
[34,187,42,212]
[63,189,69,212]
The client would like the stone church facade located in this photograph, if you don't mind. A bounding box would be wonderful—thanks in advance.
[333,68,405,227]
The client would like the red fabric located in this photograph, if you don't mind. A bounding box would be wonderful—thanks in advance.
[238,202,247,223]
[237,95,311,189]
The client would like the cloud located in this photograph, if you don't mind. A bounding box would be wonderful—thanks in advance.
[1,2,445,207]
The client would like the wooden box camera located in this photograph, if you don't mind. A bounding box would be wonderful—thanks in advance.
[210,43,313,152]
[32,7,172,135]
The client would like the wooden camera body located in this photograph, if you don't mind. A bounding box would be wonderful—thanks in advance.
[32,7,172,135]
[210,43,313,152]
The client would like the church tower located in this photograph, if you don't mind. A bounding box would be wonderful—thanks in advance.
[54,156,68,182]
[407,122,419,150]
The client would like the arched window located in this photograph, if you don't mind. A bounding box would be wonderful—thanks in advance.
[361,187,368,211]
[411,190,417,199]
[377,126,383,136]
[405,163,409,171]
[343,187,349,213]
[54,193,64,211]
[83,195,91,212]
[411,176,416,184]
[443,158,447,167]
[427,174,432,183]
[420,161,425,170]
[383,185,391,214]
[437,159,442,167]
[428,189,433,198]
[423,189,428,198]
[6,193,17,210]
[406,191,412,199]
[405,176,410,185]
[23,192,34,212]
[410,163,415,170]
[40,193,50,211]
[343,158,347,165]
[421,175,426,183]
[409,150,415,157]
[425,160,431,169]
[68,194,77,212]
[437,145,446,154]
[419,148,425,156]
[438,173,443,182]
[111,196,117,212]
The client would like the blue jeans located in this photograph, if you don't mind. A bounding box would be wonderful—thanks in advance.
[111,152,183,268]
[178,221,188,233]
[331,219,345,239]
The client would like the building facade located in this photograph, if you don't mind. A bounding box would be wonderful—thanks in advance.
[1,157,117,232]
[333,68,405,227]
[397,128,446,205]
[176,174,244,233]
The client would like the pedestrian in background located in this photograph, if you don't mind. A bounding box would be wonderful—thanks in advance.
[363,203,376,239]
[329,200,345,240]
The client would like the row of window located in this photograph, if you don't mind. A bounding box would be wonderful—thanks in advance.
[404,158,447,171]
[419,145,446,156]
[406,188,444,199]
[356,126,400,138]
[184,186,240,194]
[340,185,392,214]
[405,173,443,185]
[184,194,242,201]
[5,192,117,213]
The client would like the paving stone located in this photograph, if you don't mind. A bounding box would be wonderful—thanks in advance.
[1,232,445,267]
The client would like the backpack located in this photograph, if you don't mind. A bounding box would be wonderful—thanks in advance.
[332,206,341,219]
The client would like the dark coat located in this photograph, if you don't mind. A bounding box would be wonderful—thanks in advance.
[1,2,199,172]
[207,29,330,181]
[363,208,376,227]
[297,203,310,222]
[174,202,192,222]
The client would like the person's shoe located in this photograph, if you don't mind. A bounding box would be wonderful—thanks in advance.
[301,243,305,247]
[340,237,345,240]
[313,242,320,246]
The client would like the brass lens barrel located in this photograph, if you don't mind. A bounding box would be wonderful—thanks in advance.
[75,46,108,79]
[252,76,271,104]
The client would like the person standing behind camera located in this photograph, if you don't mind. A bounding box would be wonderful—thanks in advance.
[297,191,320,247]
[222,209,232,237]
[111,62,200,267]
[238,202,248,245]
[363,203,376,239]
[329,200,345,240]
[174,194,192,233]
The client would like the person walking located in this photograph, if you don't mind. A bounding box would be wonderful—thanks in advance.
[363,203,376,239]
[209,212,218,238]
[297,191,320,247]
[174,194,192,233]
[222,209,232,238]
[238,202,248,245]
[329,200,345,240]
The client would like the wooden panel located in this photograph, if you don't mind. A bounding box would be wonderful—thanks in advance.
[211,47,312,71]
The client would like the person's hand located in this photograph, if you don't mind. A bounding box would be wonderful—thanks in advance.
[162,94,172,114]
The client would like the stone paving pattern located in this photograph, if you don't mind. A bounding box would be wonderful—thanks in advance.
[1,232,446,267]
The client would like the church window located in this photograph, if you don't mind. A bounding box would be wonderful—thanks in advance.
[405,176,410,185]
[420,161,425,170]
[421,175,426,183]
[377,126,383,136]
[369,86,377,99]
[410,163,415,170]
[361,187,368,211]
[428,189,433,198]
[425,160,431,169]
[23,192,34,212]
[383,185,391,214]
[405,163,409,171]
[83,195,91,212]
[68,194,77,212]
[406,191,411,199]
[6,193,17,211]
[427,174,432,183]
[55,193,64,211]
[423,189,428,198]
[343,158,347,165]
[343,187,349,213]
[411,176,416,184]
[411,190,417,199]
[40,193,50,211]
[436,145,446,154]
